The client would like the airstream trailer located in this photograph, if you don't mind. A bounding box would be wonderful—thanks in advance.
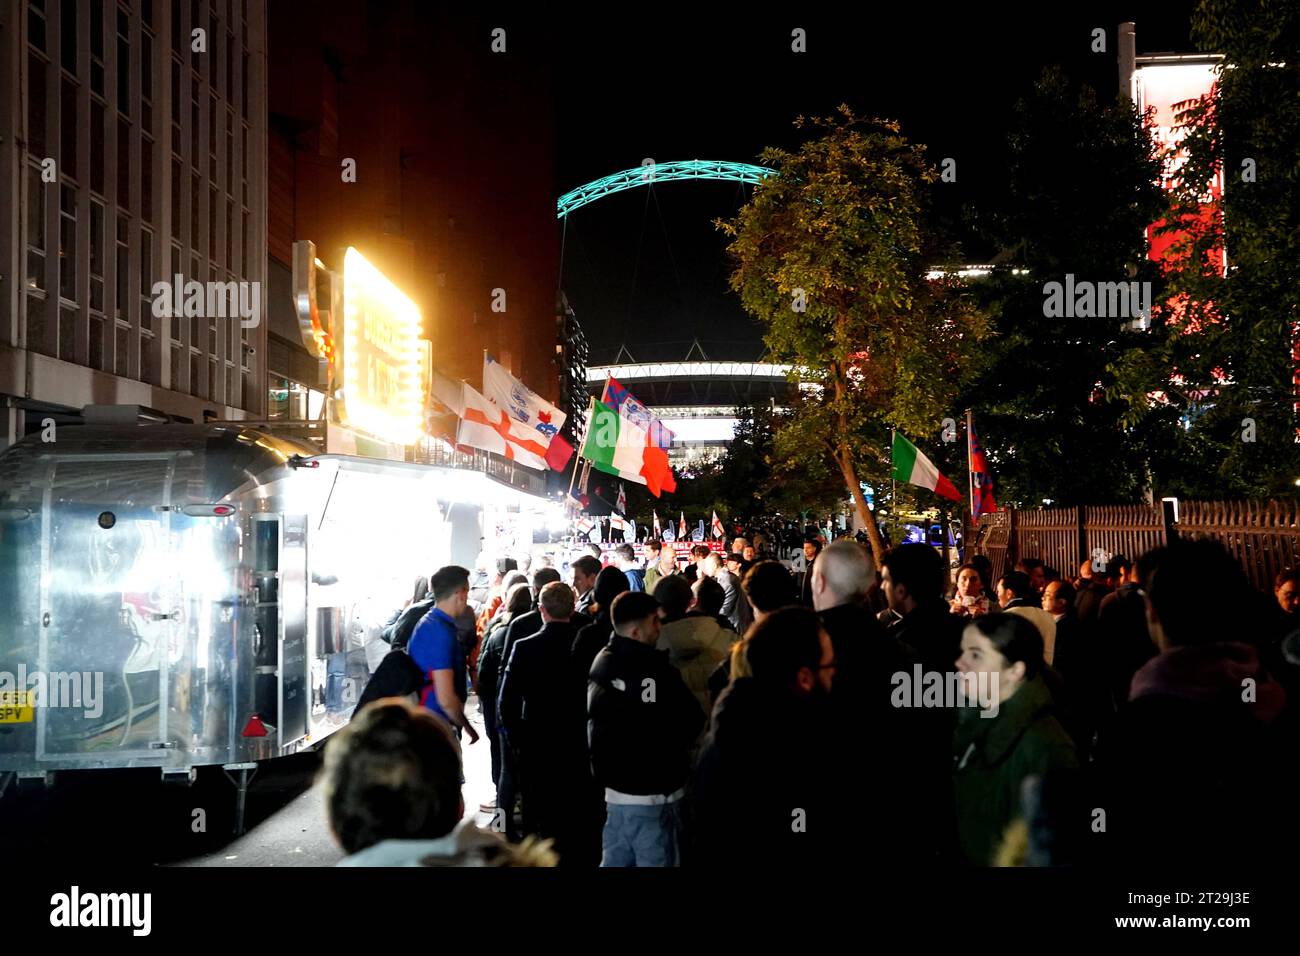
[0,423,450,825]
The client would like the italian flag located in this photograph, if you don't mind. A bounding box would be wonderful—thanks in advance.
[579,399,676,497]
[891,431,962,501]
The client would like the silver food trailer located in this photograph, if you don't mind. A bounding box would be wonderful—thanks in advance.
[0,422,453,828]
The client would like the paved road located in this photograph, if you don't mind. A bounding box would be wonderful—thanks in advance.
[1,696,497,867]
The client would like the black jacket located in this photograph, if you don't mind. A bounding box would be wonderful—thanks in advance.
[588,635,705,796]
[572,611,614,678]
[888,601,965,676]
[820,601,952,861]
[691,678,836,867]
[499,608,591,691]
[496,621,587,772]
[384,599,435,649]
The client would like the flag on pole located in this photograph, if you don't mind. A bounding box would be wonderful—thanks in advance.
[609,514,626,533]
[615,483,627,515]
[579,378,677,496]
[653,510,662,538]
[576,515,595,536]
[891,431,962,501]
[710,510,725,539]
[482,354,568,469]
[679,512,687,537]
[969,417,999,518]
[456,383,547,469]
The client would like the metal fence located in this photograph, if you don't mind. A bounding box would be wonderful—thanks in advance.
[972,500,1300,592]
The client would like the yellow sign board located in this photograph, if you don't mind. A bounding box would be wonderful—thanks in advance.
[337,247,425,444]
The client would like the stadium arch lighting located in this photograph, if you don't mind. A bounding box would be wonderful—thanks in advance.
[557,160,776,218]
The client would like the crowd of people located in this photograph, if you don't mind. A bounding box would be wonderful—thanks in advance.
[322,531,1300,868]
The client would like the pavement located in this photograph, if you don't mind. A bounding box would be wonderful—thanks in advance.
[180,693,497,866]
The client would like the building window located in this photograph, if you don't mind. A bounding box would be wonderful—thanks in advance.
[26,164,45,291]
[27,294,51,356]
[60,0,76,74]
[171,156,181,227]
[171,0,181,51]
[142,332,155,384]
[140,28,153,131]
[91,100,106,194]
[209,91,217,179]
[59,305,77,363]
[141,133,154,222]
[28,51,47,157]
[90,315,107,371]
[117,115,130,206]
[115,322,130,377]
[116,8,130,117]
[58,183,76,302]
[139,226,154,332]
[190,86,200,169]
[190,171,200,249]
[28,0,47,55]
[115,215,129,318]
[241,49,248,119]
[190,350,201,396]
[190,0,201,70]
[91,1,105,96]
[171,343,181,390]
[225,108,233,195]
[60,76,77,176]
[90,200,106,311]
[208,184,216,258]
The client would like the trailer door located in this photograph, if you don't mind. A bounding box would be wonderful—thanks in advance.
[37,453,181,762]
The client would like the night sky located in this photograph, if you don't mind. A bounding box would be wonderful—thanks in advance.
[552,5,1199,365]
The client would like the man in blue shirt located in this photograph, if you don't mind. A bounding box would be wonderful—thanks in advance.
[408,565,479,743]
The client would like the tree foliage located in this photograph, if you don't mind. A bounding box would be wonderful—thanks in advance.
[1109,0,1300,498]
[718,107,991,560]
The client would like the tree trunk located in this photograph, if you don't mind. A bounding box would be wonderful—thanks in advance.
[836,445,886,566]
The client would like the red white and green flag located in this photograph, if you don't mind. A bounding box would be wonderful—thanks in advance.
[579,392,677,497]
[891,431,962,502]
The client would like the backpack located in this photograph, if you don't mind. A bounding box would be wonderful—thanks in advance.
[353,643,430,717]
[383,599,435,649]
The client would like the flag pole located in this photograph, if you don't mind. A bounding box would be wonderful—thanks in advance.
[891,427,898,548]
[567,394,595,500]
[966,408,975,523]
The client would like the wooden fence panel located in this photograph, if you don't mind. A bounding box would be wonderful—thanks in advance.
[1179,500,1300,592]
[1085,504,1166,571]
[1014,507,1079,577]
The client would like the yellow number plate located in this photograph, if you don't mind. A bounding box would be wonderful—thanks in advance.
[0,691,35,722]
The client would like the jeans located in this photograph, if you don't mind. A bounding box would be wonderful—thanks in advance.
[601,801,684,867]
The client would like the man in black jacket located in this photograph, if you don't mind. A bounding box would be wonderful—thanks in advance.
[497,582,593,864]
[880,544,964,676]
[812,540,949,861]
[588,591,704,866]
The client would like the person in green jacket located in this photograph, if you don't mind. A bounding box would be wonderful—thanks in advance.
[952,613,1079,865]
[642,539,676,595]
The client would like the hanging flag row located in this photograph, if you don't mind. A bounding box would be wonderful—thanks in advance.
[430,354,576,472]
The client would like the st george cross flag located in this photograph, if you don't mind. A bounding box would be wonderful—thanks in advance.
[482,354,567,469]
[615,483,627,515]
[891,431,962,501]
[575,515,595,536]
[457,382,547,470]
[969,417,999,518]
[653,510,662,538]
[679,512,687,538]
[711,510,725,539]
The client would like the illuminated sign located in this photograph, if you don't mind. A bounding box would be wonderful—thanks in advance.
[337,247,424,444]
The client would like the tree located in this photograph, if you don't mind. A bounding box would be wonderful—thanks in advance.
[1110,0,1300,498]
[964,67,1169,507]
[718,108,991,563]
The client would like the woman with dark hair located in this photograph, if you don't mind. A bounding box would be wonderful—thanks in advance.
[969,554,997,603]
[949,564,991,619]
[952,613,1079,865]
[572,566,631,676]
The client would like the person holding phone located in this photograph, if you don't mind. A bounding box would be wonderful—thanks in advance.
[950,564,990,619]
